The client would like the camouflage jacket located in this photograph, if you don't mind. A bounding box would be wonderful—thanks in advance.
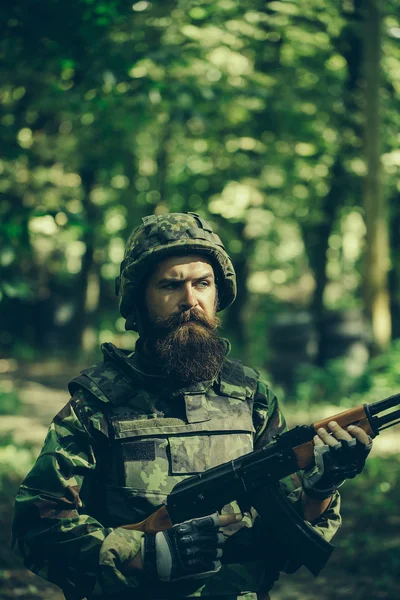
[12,343,341,600]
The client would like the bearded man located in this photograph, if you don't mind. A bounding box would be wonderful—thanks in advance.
[12,213,372,600]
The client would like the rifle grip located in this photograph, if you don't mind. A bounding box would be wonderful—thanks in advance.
[121,505,173,534]
[293,441,315,470]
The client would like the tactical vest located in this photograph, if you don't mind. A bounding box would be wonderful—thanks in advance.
[68,345,284,598]
[69,343,260,528]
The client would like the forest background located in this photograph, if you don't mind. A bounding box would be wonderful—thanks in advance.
[1,1,400,599]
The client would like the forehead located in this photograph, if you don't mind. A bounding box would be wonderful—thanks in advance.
[149,254,214,280]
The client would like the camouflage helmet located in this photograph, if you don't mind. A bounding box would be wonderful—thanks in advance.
[116,212,236,327]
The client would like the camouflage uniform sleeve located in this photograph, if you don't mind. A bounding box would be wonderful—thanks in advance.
[252,380,341,543]
[253,380,287,447]
[12,392,144,598]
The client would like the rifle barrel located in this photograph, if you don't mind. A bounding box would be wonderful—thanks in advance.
[375,408,400,429]
[368,393,400,416]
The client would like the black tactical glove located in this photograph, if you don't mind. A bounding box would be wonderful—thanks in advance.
[302,436,372,500]
[141,513,226,582]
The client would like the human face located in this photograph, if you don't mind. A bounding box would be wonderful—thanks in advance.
[145,254,217,323]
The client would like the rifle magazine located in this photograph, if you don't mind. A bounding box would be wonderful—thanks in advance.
[251,483,334,577]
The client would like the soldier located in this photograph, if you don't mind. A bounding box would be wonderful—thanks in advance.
[12,213,372,600]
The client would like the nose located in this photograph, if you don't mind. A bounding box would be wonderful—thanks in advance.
[179,284,197,311]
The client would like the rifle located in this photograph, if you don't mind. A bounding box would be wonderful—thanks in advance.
[122,392,400,575]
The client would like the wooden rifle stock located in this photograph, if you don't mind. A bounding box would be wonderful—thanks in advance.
[122,504,172,533]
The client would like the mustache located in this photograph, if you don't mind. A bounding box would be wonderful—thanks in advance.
[153,308,220,332]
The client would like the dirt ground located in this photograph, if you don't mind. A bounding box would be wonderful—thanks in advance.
[1,359,399,600]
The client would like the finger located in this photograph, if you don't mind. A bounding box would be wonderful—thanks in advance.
[217,513,243,527]
[195,546,224,559]
[188,558,217,573]
[313,434,325,447]
[327,421,354,442]
[192,532,226,547]
[187,514,220,531]
[184,544,224,559]
[316,427,341,447]
[347,425,372,446]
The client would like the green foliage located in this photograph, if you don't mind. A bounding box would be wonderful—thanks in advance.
[338,454,400,581]
[0,381,21,415]
[289,359,355,408]
[289,340,400,408]
[0,444,36,488]
[347,454,400,518]
[0,0,399,360]
[357,339,400,400]
[0,380,37,491]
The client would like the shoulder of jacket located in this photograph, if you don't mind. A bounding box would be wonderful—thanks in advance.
[218,357,260,400]
[67,387,112,439]
[68,361,111,404]
[68,355,139,406]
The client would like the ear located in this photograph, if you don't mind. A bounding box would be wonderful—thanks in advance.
[125,309,138,331]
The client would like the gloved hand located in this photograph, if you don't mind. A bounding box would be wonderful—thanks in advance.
[302,421,373,500]
[141,513,227,582]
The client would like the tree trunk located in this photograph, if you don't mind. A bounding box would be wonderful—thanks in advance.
[225,222,252,359]
[301,1,364,364]
[67,168,99,351]
[301,158,344,340]
[389,191,400,338]
[362,0,391,351]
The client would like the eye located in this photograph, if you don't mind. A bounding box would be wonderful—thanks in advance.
[162,282,180,290]
[196,280,210,288]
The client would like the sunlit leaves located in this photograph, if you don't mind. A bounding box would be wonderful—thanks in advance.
[104,206,127,233]
[0,0,399,354]
[132,1,151,12]
[17,128,33,149]
[28,215,58,236]
[209,181,263,219]
[268,2,299,16]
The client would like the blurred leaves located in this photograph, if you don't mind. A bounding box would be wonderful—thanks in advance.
[0,381,21,415]
[0,0,399,359]
[289,339,400,408]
